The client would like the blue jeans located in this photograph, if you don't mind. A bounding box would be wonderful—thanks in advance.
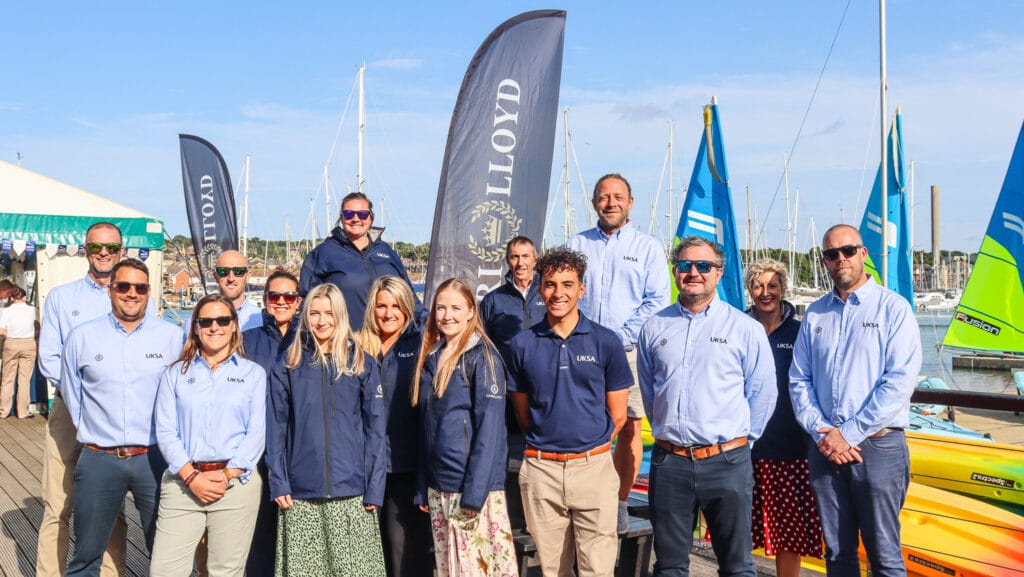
[648,443,755,577]
[65,447,165,577]
[808,430,909,577]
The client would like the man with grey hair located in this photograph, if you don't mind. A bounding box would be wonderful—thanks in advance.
[639,235,776,576]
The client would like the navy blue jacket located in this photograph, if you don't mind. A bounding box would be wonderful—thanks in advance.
[416,337,507,513]
[242,311,296,372]
[378,324,423,474]
[479,272,547,364]
[749,301,810,461]
[300,226,425,330]
[266,338,386,506]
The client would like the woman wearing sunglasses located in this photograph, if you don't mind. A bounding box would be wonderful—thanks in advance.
[267,283,387,576]
[150,294,267,577]
[240,269,302,577]
[412,278,517,577]
[744,259,823,577]
[300,192,425,331]
[358,277,431,577]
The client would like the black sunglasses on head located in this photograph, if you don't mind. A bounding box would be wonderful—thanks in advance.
[112,282,150,295]
[215,266,248,277]
[195,316,233,328]
[822,244,862,262]
[674,259,721,274]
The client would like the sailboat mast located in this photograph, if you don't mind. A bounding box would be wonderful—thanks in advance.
[783,152,792,276]
[241,155,250,257]
[324,165,332,234]
[563,108,571,244]
[793,187,800,284]
[879,0,889,286]
[357,64,365,194]
[745,185,752,269]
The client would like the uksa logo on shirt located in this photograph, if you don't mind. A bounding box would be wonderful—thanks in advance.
[623,255,639,263]
[575,354,598,363]
[710,336,728,344]
[397,352,415,358]
[146,353,164,359]
[226,377,246,383]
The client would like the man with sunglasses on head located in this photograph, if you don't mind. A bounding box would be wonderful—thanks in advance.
[240,269,302,577]
[37,222,156,577]
[566,173,671,534]
[300,191,425,330]
[213,250,261,332]
[789,224,921,577]
[637,236,776,577]
[61,258,184,577]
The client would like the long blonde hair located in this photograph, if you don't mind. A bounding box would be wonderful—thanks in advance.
[359,276,416,358]
[285,283,365,378]
[175,294,244,373]
[411,278,498,406]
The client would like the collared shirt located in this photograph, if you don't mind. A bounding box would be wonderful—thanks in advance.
[155,354,267,482]
[638,296,776,446]
[506,314,632,453]
[566,225,671,347]
[236,299,262,333]
[62,313,184,447]
[38,274,156,388]
[789,277,922,447]
[479,272,547,364]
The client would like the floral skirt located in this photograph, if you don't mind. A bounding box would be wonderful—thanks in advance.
[427,488,518,577]
[275,496,386,576]
[752,458,824,558]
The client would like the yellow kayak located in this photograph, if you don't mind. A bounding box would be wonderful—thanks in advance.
[907,430,1024,506]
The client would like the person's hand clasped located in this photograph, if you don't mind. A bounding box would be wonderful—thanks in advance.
[189,472,227,504]
[816,426,863,464]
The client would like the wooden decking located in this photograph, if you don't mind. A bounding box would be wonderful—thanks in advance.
[0,414,152,577]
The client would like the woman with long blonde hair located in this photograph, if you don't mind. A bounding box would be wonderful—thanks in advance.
[412,278,517,577]
[359,277,431,577]
[266,283,387,576]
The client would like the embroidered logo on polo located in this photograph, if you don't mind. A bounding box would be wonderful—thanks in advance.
[188,378,195,384]
[862,322,880,329]
[397,352,415,358]
[623,255,639,263]
[226,377,245,383]
[709,337,728,344]
[95,354,103,361]
[146,353,164,359]
[73,310,80,317]
[575,354,597,363]
[776,343,793,350]
[659,338,668,347]
[815,327,823,334]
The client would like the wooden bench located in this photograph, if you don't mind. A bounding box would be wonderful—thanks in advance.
[512,516,654,577]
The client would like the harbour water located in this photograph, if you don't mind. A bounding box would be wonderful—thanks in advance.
[917,311,1018,395]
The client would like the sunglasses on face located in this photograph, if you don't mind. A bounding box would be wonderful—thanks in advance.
[195,316,233,328]
[86,242,122,255]
[342,209,371,220]
[268,291,299,304]
[112,282,150,295]
[215,266,248,277]
[822,244,862,262]
[675,260,721,274]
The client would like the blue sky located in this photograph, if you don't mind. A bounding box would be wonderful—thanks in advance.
[4,1,1024,252]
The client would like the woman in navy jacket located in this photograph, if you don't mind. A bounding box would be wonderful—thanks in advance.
[299,192,425,330]
[411,278,517,577]
[266,283,386,576]
[359,276,431,577]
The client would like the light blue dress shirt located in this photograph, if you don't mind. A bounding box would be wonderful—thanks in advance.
[789,277,922,447]
[566,225,671,346]
[638,296,777,446]
[62,313,184,447]
[236,299,262,333]
[39,274,157,389]
[155,354,267,482]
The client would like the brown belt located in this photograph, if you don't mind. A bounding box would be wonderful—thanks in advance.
[868,427,903,439]
[85,444,153,458]
[524,443,611,462]
[655,436,748,460]
[192,460,229,471]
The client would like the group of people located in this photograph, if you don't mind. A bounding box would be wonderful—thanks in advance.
[23,177,919,577]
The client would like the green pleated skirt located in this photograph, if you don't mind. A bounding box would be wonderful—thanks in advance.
[275,496,386,577]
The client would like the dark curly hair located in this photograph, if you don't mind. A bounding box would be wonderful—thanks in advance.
[536,247,588,283]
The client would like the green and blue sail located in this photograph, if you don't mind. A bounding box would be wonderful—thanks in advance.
[858,110,915,307]
[942,120,1024,353]
[671,102,745,309]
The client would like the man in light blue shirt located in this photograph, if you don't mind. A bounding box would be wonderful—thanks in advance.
[566,173,671,532]
[37,221,144,577]
[789,224,921,577]
[62,258,184,577]
[214,250,261,332]
[638,236,776,577]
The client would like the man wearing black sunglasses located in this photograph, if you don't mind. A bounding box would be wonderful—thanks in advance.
[789,224,921,577]
[61,258,184,577]
[37,221,155,577]
[637,235,776,577]
[213,250,261,332]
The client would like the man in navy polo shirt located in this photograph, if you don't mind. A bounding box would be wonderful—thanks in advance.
[506,247,631,577]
